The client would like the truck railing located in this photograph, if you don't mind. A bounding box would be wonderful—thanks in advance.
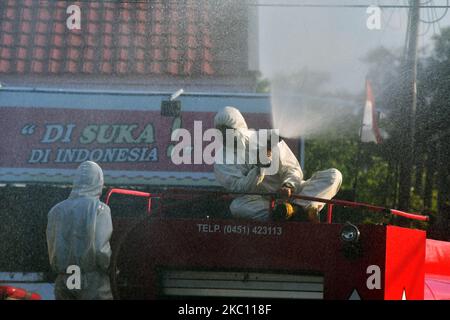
[274,193,429,222]
[105,188,429,223]
[105,188,160,216]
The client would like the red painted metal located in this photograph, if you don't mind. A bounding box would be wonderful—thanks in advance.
[384,227,426,300]
[0,286,41,300]
[106,188,159,215]
[390,209,429,222]
[111,218,429,300]
[108,188,444,300]
[326,204,333,224]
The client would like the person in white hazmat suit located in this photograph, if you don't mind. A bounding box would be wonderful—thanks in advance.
[46,161,113,300]
[214,106,342,222]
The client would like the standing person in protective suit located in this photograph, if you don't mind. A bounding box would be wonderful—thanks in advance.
[46,161,113,300]
[214,106,343,222]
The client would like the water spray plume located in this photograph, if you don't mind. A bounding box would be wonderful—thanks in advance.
[270,79,359,139]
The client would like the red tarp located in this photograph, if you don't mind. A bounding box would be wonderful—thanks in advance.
[424,239,450,300]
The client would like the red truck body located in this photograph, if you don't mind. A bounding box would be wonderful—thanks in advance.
[108,188,450,300]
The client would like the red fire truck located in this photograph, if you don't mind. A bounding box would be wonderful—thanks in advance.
[106,188,450,300]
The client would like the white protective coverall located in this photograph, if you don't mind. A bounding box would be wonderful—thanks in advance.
[46,161,113,300]
[214,106,343,221]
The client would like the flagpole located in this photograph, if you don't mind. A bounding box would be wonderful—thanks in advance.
[352,78,370,202]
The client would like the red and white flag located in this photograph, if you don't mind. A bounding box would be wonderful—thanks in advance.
[360,79,383,144]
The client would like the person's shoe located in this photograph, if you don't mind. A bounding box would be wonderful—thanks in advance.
[272,202,295,221]
[305,205,320,223]
[291,204,320,223]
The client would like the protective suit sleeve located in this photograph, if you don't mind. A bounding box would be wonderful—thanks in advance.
[277,141,304,193]
[214,164,264,193]
[94,204,113,272]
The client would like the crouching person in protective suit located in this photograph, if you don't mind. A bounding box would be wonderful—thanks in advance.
[46,161,113,300]
[213,106,343,222]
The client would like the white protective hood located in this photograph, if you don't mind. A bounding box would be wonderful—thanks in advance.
[214,106,249,130]
[69,161,104,198]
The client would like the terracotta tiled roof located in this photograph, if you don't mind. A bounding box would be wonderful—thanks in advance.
[0,0,222,77]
